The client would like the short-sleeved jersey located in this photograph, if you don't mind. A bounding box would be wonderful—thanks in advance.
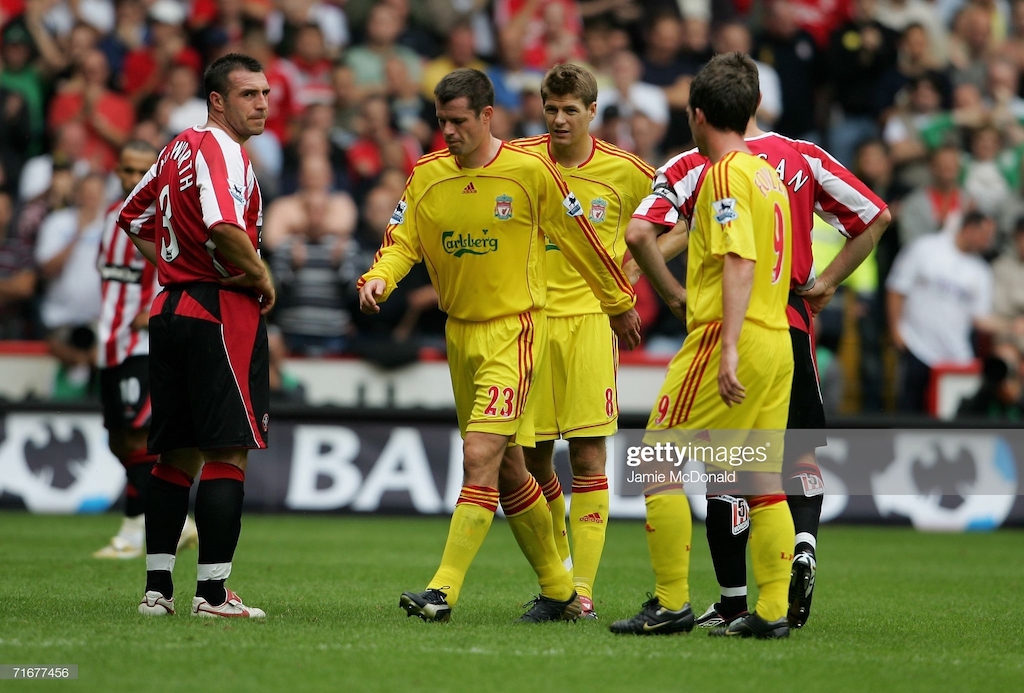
[687,151,791,332]
[513,134,654,317]
[117,126,264,288]
[97,199,160,368]
[633,132,886,319]
[357,142,635,322]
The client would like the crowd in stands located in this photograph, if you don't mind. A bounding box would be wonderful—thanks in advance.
[1,0,1024,417]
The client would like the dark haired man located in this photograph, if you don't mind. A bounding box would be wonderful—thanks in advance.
[615,52,796,638]
[119,53,274,619]
[359,68,641,623]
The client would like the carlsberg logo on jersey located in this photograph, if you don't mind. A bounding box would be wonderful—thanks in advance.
[442,230,499,257]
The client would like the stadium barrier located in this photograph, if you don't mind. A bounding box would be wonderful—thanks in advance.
[0,401,1020,530]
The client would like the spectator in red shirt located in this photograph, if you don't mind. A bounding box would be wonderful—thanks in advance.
[119,1,203,108]
[47,49,135,172]
[347,95,421,192]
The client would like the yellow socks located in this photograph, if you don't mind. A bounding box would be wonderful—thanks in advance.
[502,477,575,601]
[748,494,795,622]
[427,486,498,606]
[568,474,609,600]
[643,485,692,611]
[539,474,571,570]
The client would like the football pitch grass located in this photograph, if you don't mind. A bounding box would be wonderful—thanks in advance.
[2,513,1021,692]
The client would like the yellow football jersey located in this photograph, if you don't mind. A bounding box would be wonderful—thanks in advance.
[358,143,635,322]
[514,135,654,317]
[686,150,792,332]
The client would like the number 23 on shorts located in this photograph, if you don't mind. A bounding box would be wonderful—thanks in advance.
[484,386,516,417]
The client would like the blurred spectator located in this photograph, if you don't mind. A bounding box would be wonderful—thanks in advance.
[267,0,348,59]
[495,0,584,71]
[0,79,32,194]
[646,13,700,151]
[882,75,956,185]
[713,21,781,130]
[0,191,38,339]
[345,3,423,98]
[898,144,971,245]
[963,125,1015,225]
[407,0,497,59]
[826,0,898,165]
[7,0,71,76]
[755,0,823,140]
[98,0,147,79]
[119,2,203,108]
[279,124,349,196]
[34,173,107,397]
[330,63,362,149]
[787,0,853,48]
[1006,0,1024,73]
[948,2,995,90]
[956,354,1023,420]
[985,56,1024,136]
[347,95,421,191]
[992,218,1024,352]
[280,22,335,111]
[421,21,488,99]
[386,57,435,149]
[595,50,669,150]
[47,48,135,172]
[887,210,997,412]
[875,23,949,121]
[873,0,950,66]
[0,20,48,160]
[190,0,270,59]
[19,121,90,202]
[854,138,910,291]
[514,81,547,138]
[160,63,207,137]
[270,193,361,357]
[264,155,358,252]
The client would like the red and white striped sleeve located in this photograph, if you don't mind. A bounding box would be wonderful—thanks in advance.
[196,129,248,233]
[631,147,708,229]
[117,163,159,242]
[785,138,887,238]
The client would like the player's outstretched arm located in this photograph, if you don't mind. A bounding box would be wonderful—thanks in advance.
[358,278,386,314]
[797,208,891,315]
[127,235,158,267]
[625,217,686,322]
[622,219,689,285]
[719,253,753,407]
[212,222,276,315]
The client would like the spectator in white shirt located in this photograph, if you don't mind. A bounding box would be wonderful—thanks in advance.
[887,210,998,412]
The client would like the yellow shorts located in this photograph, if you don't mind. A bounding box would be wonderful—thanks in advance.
[646,321,793,472]
[533,313,618,441]
[446,310,548,447]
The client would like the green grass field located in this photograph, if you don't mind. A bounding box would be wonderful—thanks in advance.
[2,513,1022,692]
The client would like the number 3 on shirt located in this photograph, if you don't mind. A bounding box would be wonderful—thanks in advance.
[158,185,180,262]
[771,202,785,284]
[484,386,515,417]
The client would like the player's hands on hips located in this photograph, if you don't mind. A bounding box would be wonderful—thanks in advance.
[795,278,836,316]
[718,344,746,407]
[610,308,642,350]
[222,272,276,315]
[359,278,386,314]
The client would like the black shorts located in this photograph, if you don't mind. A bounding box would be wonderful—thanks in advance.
[786,294,827,455]
[148,283,269,454]
[99,355,152,431]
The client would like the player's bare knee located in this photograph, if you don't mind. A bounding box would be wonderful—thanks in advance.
[462,432,508,487]
[160,447,204,480]
[567,437,606,477]
[201,448,248,471]
[522,441,555,481]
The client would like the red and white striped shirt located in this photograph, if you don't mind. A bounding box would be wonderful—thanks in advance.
[117,126,264,288]
[97,200,159,368]
[632,132,887,331]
